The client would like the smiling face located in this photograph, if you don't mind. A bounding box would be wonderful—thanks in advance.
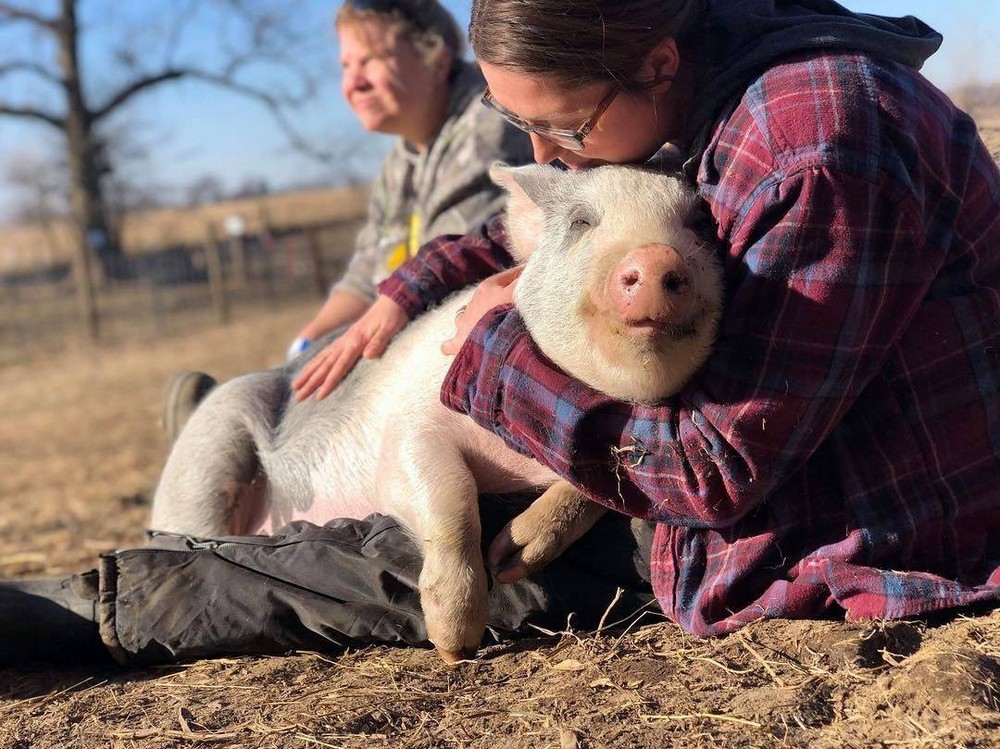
[338,19,449,145]
[493,163,723,403]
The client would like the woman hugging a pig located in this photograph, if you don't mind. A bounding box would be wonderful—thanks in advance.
[297,0,1000,635]
[3,0,997,667]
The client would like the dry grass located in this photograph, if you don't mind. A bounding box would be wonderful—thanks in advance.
[0,299,998,748]
[979,117,1000,162]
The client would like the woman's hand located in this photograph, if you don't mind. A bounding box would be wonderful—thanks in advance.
[441,266,523,356]
[292,294,409,401]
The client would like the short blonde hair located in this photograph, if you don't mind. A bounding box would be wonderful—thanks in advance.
[337,0,465,72]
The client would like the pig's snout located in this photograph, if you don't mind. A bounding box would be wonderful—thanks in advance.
[608,243,693,328]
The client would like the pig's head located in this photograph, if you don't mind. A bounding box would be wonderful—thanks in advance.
[491,163,722,403]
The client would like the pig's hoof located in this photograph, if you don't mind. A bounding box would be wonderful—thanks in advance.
[488,514,564,577]
[435,645,478,663]
[419,548,488,666]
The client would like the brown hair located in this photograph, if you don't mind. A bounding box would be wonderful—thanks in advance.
[470,0,706,90]
[337,0,465,71]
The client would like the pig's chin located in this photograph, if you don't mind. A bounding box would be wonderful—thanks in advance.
[577,300,712,402]
[617,316,700,343]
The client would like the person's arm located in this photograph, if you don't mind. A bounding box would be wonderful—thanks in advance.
[292,289,371,343]
[441,165,932,525]
[286,244,379,363]
[378,214,515,318]
[292,221,513,399]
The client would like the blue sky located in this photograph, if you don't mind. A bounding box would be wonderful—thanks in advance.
[0,0,997,222]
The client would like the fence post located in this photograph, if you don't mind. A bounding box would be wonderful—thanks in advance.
[146,277,165,337]
[306,227,328,298]
[204,225,230,324]
[255,206,277,304]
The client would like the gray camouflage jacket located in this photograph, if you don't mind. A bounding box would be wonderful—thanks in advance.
[333,61,534,300]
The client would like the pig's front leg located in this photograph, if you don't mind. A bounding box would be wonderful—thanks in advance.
[487,481,607,583]
[380,427,488,662]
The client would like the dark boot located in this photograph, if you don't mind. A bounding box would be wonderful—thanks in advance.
[161,371,218,446]
[0,572,111,666]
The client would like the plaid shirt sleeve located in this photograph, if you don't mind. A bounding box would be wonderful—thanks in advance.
[441,165,931,526]
[377,215,514,318]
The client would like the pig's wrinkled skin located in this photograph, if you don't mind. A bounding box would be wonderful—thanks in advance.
[151,163,723,661]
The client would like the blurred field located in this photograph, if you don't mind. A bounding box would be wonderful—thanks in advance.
[981,117,1000,159]
[0,218,363,367]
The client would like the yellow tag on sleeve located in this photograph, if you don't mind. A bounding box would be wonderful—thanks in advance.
[408,213,421,258]
[386,242,408,271]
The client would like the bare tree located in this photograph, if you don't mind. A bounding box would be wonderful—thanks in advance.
[5,151,68,266]
[5,151,67,226]
[0,0,327,338]
[186,175,227,207]
[233,176,271,199]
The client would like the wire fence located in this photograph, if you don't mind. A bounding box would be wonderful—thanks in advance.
[0,219,364,367]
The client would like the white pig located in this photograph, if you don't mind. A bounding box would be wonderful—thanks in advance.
[150,163,723,660]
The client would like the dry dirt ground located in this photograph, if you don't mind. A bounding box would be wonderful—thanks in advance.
[1,300,998,748]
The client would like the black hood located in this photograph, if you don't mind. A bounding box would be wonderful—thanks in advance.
[680,0,942,150]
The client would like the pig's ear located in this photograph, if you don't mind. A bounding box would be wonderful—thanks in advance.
[490,163,562,210]
[491,163,550,262]
[489,162,535,208]
[489,162,518,192]
[511,165,564,210]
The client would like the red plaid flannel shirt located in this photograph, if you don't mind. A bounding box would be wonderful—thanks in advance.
[380,52,1000,635]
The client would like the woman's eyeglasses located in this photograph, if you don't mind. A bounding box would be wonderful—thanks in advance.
[481,85,621,152]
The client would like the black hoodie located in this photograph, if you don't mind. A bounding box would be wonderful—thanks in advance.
[682,0,943,153]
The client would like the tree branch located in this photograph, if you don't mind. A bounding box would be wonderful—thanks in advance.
[161,0,203,69]
[97,63,332,162]
[92,65,312,123]
[0,103,63,129]
[0,60,63,87]
[91,70,186,122]
[0,2,58,30]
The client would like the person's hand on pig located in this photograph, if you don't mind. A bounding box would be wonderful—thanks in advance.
[441,266,523,356]
[292,294,409,400]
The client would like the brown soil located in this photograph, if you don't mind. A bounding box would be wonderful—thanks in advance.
[1,300,998,748]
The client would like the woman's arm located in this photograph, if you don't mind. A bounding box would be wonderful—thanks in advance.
[441,166,932,525]
[293,218,515,399]
[378,215,515,317]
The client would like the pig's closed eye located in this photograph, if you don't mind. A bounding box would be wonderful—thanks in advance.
[567,207,597,238]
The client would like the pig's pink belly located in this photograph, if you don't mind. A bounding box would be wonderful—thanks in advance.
[260,497,381,534]
[256,476,384,534]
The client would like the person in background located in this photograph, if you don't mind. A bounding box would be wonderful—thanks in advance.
[167,0,532,428]
[284,0,532,365]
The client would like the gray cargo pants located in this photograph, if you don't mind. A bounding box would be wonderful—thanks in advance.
[96,499,658,666]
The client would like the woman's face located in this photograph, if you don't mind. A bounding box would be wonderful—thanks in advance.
[338,19,446,139]
[479,60,680,170]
